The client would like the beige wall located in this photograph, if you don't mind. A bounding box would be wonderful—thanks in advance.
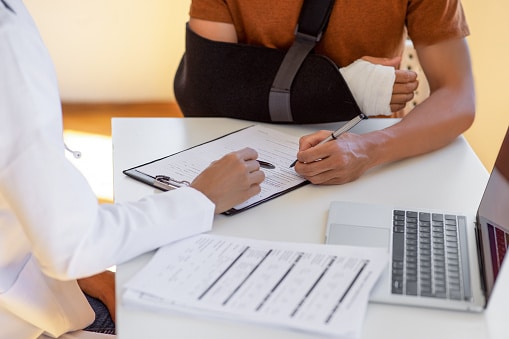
[25,0,509,170]
[461,0,509,171]
[24,0,189,102]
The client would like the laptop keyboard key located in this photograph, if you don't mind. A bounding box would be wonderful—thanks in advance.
[392,233,404,261]
[392,278,403,294]
[406,280,418,295]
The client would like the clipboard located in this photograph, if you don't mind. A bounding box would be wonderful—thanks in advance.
[123,125,309,215]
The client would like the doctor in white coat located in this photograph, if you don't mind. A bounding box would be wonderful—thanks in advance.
[0,1,265,338]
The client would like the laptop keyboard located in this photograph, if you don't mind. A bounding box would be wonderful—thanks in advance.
[391,210,472,301]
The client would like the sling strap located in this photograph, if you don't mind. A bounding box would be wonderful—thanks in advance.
[268,0,336,122]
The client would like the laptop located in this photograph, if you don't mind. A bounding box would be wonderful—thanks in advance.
[325,126,509,312]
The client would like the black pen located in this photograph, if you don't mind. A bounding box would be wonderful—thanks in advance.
[289,113,368,168]
[257,160,276,169]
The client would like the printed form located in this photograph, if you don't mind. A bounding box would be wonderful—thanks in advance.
[130,125,307,211]
[123,234,388,338]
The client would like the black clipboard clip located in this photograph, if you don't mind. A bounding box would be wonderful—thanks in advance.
[153,175,190,191]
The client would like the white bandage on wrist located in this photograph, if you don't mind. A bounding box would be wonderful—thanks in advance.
[339,59,395,116]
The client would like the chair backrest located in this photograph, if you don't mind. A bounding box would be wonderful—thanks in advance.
[398,39,430,116]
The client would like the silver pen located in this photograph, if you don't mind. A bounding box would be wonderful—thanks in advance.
[289,113,368,168]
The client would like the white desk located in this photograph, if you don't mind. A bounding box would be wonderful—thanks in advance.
[112,117,508,339]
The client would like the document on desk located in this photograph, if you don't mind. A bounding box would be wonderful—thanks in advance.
[123,125,308,215]
[123,234,388,338]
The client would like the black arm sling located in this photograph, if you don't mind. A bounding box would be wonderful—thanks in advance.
[174,0,362,124]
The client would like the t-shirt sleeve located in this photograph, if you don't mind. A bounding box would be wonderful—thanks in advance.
[406,0,470,47]
[190,0,233,24]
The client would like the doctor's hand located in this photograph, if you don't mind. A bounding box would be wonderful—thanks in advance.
[293,130,375,185]
[191,147,265,213]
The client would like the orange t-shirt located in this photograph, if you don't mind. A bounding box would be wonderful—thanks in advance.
[189,0,470,67]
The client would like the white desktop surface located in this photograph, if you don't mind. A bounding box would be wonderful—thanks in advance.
[112,117,508,339]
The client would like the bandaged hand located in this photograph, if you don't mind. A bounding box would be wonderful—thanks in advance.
[339,56,418,116]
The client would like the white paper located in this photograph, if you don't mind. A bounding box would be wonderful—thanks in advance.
[123,234,388,338]
[133,125,306,210]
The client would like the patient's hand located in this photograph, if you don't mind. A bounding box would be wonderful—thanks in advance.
[361,56,419,113]
[341,56,418,116]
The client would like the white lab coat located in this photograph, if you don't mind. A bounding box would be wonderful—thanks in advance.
[0,1,215,338]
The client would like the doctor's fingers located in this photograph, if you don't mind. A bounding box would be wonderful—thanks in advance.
[233,147,259,161]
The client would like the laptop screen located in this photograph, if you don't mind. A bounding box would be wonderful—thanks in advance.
[477,126,509,301]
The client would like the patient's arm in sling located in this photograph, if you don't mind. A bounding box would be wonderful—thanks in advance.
[174,24,362,124]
